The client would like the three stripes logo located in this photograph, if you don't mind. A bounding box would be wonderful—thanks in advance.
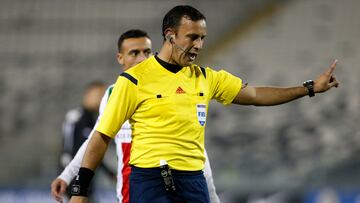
[176,86,186,94]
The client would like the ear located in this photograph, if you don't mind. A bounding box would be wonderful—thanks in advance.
[164,28,174,42]
[166,35,173,42]
[116,52,124,65]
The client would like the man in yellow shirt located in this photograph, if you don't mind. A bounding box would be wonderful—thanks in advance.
[52,29,221,203]
[70,5,339,203]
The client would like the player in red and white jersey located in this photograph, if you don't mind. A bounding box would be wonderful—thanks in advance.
[51,29,220,203]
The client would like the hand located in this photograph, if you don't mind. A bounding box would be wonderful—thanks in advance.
[50,178,68,202]
[314,59,340,93]
[69,196,89,203]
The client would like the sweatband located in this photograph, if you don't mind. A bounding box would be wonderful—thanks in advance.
[70,167,94,197]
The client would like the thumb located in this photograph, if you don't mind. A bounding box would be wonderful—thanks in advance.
[329,75,339,88]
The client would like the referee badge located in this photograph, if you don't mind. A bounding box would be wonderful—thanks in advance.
[196,104,207,126]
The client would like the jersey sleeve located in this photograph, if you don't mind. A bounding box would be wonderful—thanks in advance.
[96,75,138,138]
[207,68,242,105]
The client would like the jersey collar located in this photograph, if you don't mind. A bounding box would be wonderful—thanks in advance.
[155,55,183,74]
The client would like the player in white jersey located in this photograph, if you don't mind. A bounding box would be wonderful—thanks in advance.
[51,29,220,203]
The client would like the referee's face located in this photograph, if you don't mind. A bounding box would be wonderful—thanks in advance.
[117,37,152,71]
[172,17,207,67]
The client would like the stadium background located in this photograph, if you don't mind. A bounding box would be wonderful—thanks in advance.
[0,0,359,202]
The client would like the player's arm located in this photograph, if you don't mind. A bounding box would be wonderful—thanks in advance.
[203,149,220,203]
[51,139,88,202]
[51,109,81,202]
[233,59,339,105]
[59,135,92,183]
[69,131,111,203]
[51,178,68,202]
[51,131,95,202]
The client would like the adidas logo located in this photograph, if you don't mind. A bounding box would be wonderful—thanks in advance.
[176,86,186,94]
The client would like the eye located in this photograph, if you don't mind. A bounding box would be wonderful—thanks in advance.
[190,35,198,41]
[144,49,152,57]
[129,50,139,56]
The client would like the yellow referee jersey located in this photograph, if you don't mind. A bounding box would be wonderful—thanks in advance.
[96,56,242,171]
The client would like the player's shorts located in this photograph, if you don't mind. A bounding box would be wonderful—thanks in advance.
[130,166,210,203]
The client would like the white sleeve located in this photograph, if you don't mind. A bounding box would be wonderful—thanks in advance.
[58,87,112,184]
[204,149,221,203]
[58,135,91,184]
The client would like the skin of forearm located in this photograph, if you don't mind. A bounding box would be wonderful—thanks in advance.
[252,86,308,106]
[234,86,308,106]
[81,131,111,170]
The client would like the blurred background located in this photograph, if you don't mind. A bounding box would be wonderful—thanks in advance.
[0,0,359,202]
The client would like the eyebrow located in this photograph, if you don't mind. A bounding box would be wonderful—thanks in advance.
[187,33,206,39]
[128,48,152,54]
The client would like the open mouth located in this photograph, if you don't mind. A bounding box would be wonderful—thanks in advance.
[187,52,197,61]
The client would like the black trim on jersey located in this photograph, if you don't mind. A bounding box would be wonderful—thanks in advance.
[120,72,137,85]
[155,55,182,73]
[200,67,206,78]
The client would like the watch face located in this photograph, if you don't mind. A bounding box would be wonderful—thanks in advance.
[304,80,314,86]
[303,80,315,97]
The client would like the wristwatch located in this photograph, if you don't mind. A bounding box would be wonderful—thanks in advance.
[303,80,315,97]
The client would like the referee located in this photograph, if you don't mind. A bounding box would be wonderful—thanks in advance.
[70,5,339,203]
[51,29,220,203]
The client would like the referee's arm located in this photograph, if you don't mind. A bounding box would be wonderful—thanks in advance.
[69,130,111,203]
[232,59,339,106]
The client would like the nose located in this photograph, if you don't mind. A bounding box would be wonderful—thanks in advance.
[194,38,204,50]
[136,52,147,63]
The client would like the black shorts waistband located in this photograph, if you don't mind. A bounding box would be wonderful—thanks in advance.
[130,165,203,175]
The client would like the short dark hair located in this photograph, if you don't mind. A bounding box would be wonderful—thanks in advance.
[162,5,206,40]
[85,80,106,90]
[117,29,150,52]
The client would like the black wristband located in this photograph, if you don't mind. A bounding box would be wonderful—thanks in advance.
[71,167,94,197]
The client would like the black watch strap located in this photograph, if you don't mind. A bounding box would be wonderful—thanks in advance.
[303,80,315,97]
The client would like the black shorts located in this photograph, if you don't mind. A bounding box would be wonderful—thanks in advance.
[130,166,210,203]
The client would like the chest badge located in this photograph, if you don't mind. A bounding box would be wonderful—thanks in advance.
[196,104,207,126]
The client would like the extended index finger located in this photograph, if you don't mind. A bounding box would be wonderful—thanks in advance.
[327,59,338,75]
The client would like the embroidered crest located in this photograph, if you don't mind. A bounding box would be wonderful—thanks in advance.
[196,104,207,126]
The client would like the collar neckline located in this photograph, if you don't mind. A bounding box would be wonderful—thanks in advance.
[155,55,183,73]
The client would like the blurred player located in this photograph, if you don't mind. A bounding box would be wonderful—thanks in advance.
[58,81,115,202]
[51,29,220,203]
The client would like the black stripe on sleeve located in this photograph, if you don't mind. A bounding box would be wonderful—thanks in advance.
[120,72,138,85]
[200,67,206,78]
